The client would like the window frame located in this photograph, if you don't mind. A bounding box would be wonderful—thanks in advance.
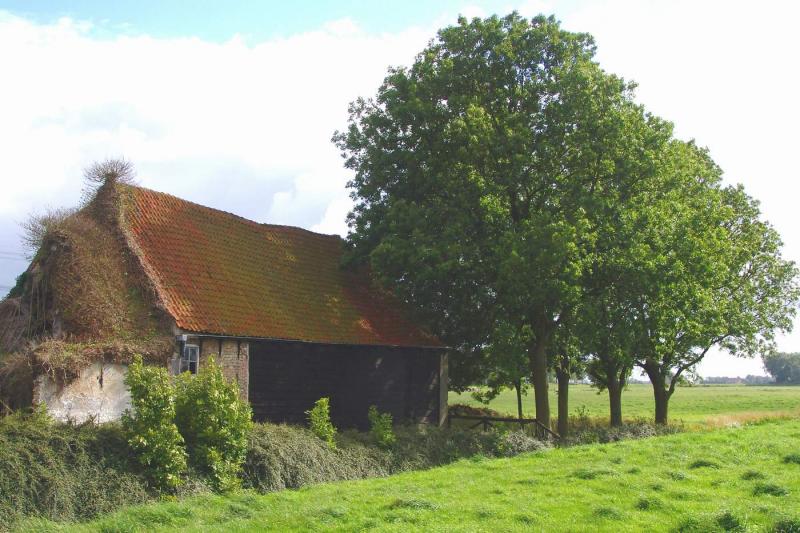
[180,344,200,375]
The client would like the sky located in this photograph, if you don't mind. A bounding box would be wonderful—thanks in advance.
[0,0,798,377]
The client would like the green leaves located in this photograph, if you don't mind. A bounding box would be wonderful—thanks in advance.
[306,397,337,449]
[174,357,253,491]
[123,356,253,492]
[122,356,187,492]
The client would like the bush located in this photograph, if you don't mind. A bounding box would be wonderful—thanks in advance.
[368,406,395,448]
[122,356,187,491]
[306,397,337,449]
[0,410,151,528]
[242,423,391,493]
[174,357,253,491]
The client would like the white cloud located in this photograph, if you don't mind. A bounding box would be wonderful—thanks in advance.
[0,11,432,227]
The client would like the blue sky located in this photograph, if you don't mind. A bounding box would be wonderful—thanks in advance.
[0,0,798,377]
[1,1,575,41]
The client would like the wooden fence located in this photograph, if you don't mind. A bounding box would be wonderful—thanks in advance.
[447,414,560,441]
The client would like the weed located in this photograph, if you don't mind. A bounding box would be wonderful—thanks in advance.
[593,506,622,520]
[635,496,662,510]
[716,510,744,531]
[689,459,720,469]
[753,483,789,496]
[741,470,765,480]
[515,513,536,524]
[674,515,707,532]
[320,506,347,519]
[627,467,642,474]
[668,471,687,480]
[573,468,614,480]
[773,517,800,532]
[387,498,440,511]
[782,453,800,465]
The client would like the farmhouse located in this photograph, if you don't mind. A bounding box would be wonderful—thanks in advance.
[0,177,447,428]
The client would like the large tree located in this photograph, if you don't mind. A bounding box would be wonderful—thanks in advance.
[335,13,670,427]
[627,141,799,424]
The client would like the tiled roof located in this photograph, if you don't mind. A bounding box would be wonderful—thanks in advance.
[120,185,441,348]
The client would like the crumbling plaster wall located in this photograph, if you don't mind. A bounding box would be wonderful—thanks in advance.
[34,362,131,423]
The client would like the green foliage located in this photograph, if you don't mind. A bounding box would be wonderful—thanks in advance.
[122,355,187,491]
[763,352,800,384]
[174,357,253,491]
[367,405,395,448]
[305,397,337,449]
[0,411,151,528]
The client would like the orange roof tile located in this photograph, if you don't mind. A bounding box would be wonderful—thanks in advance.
[120,185,441,348]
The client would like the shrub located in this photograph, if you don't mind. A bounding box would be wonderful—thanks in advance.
[242,423,391,493]
[174,357,253,491]
[122,356,187,491]
[367,406,395,448]
[496,430,548,457]
[0,411,151,527]
[306,397,337,449]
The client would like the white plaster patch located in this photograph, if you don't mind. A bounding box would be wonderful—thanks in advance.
[35,362,131,423]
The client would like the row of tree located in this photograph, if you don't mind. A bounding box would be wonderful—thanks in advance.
[763,352,800,384]
[334,14,799,434]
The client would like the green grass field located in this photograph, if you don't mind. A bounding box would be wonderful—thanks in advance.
[450,383,800,424]
[24,418,800,532]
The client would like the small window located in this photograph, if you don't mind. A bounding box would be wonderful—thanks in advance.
[180,345,199,374]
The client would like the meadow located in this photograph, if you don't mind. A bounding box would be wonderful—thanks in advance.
[23,417,800,532]
[450,383,800,425]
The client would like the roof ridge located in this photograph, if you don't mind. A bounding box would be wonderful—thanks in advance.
[119,183,344,241]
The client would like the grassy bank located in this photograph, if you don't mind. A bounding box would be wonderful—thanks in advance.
[450,383,800,425]
[25,418,800,532]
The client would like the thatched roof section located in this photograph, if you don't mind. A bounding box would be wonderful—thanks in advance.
[30,337,174,384]
[0,297,28,354]
[0,179,174,394]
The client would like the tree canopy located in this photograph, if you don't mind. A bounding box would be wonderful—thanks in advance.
[335,12,798,429]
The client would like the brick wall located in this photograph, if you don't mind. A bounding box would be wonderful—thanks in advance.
[193,337,249,401]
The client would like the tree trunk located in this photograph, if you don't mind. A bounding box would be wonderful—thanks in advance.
[653,385,669,425]
[643,361,670,425]
[556,368,569,438]
[530,339,551,429]
[515,378,524,422]
[607,375,623,427]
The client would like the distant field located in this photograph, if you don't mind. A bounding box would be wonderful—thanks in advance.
[450,383,800,424]
[29,418,800,532]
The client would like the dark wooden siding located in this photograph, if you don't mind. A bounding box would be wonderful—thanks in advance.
[248,340,442,429]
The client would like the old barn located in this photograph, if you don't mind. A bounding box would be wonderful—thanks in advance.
[0,176,447,428]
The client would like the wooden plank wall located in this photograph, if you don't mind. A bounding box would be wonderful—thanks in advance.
[248,340,444,429]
